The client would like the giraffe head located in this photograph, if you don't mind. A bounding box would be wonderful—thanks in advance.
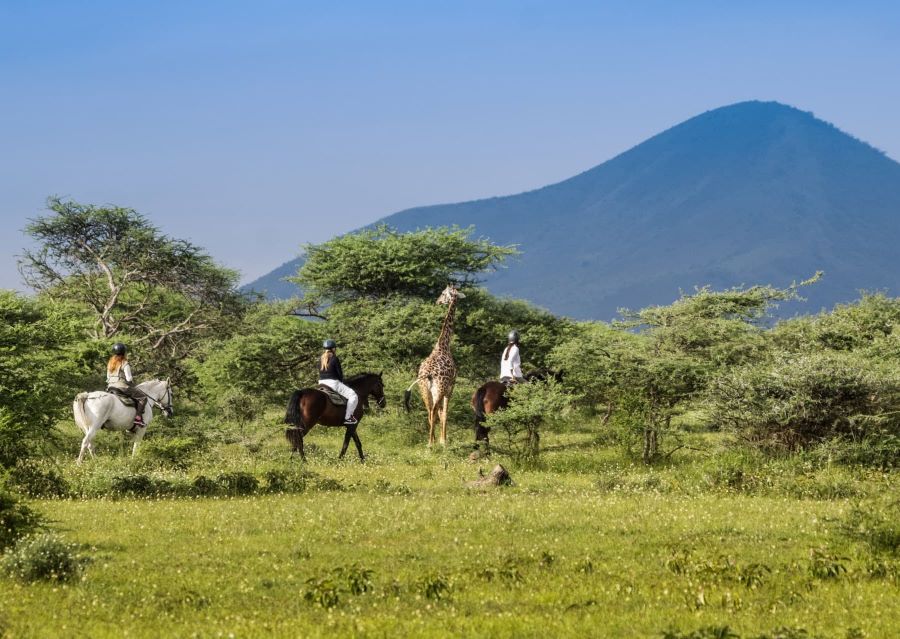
[436,284,465,305]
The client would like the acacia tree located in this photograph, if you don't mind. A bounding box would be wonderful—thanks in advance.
[291,225,517,313]
[19,198,247,379]
[552,280,815,463]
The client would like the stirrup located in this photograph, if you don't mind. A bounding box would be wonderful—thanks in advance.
[343,416,358,425]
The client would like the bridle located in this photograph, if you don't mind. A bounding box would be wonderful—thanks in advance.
[145,380,174,417]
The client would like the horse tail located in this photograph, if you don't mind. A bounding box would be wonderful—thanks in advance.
[473,385,487,425]
[73,392,90,436]
[284,390,305,427]
[402,378,421,413]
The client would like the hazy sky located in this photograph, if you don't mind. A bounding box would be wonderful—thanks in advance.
[2,1,898,290]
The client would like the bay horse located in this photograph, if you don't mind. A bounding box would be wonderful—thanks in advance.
[471,369,563,451]
[72,379,174,463]
[283,372,386,461]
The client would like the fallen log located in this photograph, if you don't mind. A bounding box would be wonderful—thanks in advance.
[467,464,512,488]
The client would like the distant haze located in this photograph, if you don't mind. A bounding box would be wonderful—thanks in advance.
[2,3,899,291]
[249,101,900,319]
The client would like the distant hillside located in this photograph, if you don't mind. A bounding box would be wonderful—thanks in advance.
[246,101,900,319]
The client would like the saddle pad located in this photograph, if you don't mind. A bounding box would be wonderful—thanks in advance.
[316,385,347,406]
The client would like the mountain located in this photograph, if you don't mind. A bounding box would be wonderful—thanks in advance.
[246,101,900,319]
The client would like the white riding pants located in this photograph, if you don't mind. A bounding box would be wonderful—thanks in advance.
[318,379,359,421]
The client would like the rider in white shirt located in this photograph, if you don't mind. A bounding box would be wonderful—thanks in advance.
[500,330,525,384]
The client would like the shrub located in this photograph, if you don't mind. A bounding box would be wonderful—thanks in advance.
[483,379,571,460]
[111,474,156,497]
[0,487,41,550]
[216,472,259,495]
[6,459,69,498]
[1,533,83,582]
[709,351,900,452]
[419,574,451,600]
[191,475,220,497]
[139,436,204,470]
[264,470,308,494]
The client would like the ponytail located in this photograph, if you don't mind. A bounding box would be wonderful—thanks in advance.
[503,344,514,361]
[107,354,126,374]
[320,350,335,371]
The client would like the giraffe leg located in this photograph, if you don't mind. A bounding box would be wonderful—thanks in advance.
[420,381,436,447]
[439,395,451,446]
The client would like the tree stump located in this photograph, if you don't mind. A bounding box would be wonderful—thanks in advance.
[467,464,512,488]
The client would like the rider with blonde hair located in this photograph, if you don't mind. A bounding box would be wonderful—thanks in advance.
[318,339,359,425]
[106,343,149,428]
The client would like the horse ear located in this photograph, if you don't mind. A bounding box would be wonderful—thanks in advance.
[379,371,383,378]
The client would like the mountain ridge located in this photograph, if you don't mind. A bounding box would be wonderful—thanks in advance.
[246,101,900,319]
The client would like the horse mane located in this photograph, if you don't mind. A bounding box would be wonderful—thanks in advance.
[345,372,378,385]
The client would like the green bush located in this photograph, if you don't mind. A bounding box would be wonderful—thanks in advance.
[263,470,308,494]
[6,459,69,498]
[139,436,205,470]
[1,533,83,582]
[709,351,900,452]
[216,472,259,495]
[110,474,173,497]
[191,475,220,497]
[0,487,41,550]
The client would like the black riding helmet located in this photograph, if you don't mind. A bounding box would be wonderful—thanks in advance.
[507,330,519,344]
[323,339,337,350]
[111,343,127,356]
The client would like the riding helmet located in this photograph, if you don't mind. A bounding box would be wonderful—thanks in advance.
[507,330,519,344]
[111,342,127,356]
[323,339,337,350]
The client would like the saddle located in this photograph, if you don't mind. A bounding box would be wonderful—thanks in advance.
[316,385,347,406]
[105,388,138,408]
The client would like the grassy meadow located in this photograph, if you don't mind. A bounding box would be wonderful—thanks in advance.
[1,386,897,639]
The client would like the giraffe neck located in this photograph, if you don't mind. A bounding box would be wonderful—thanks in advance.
[434,298,457,354]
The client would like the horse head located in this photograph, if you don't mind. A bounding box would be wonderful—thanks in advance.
[348,372,386,410]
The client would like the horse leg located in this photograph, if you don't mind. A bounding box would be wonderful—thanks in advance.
[351,426,364,461]
[78,426,98,464]
[339,426,352,459]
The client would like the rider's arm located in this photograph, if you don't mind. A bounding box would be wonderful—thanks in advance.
[511,346,523,378]
[122,363,134,384]
[335,357,344,383]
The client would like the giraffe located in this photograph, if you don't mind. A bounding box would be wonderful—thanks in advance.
[416,284,465,446]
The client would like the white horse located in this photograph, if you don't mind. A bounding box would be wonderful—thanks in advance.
[73,379,173,463]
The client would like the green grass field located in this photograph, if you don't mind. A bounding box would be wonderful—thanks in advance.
[1,405,897,638]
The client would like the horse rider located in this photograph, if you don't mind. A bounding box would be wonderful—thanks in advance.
[500,330,525,385]
[106,343,149,429]
[318,339,359,425]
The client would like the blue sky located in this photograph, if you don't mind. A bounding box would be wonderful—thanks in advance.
[2,1,898,289]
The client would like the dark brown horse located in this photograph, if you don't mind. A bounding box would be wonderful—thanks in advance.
[283,372,386,461]
[471,369,563,451]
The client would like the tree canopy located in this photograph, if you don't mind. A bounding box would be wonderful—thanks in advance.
[292,225,517,304]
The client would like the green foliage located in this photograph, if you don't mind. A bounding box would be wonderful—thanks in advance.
[484,379,572,460]
[19,197,248,383]
[293,224,517,302]
[838,500,900,556]
[4,459,69,498]
[1,533,83,583]
[709,351,900,451]
[191,300,324,403]
[0,291,89,466]
[0,487,41,550]
[216,471,259,495]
